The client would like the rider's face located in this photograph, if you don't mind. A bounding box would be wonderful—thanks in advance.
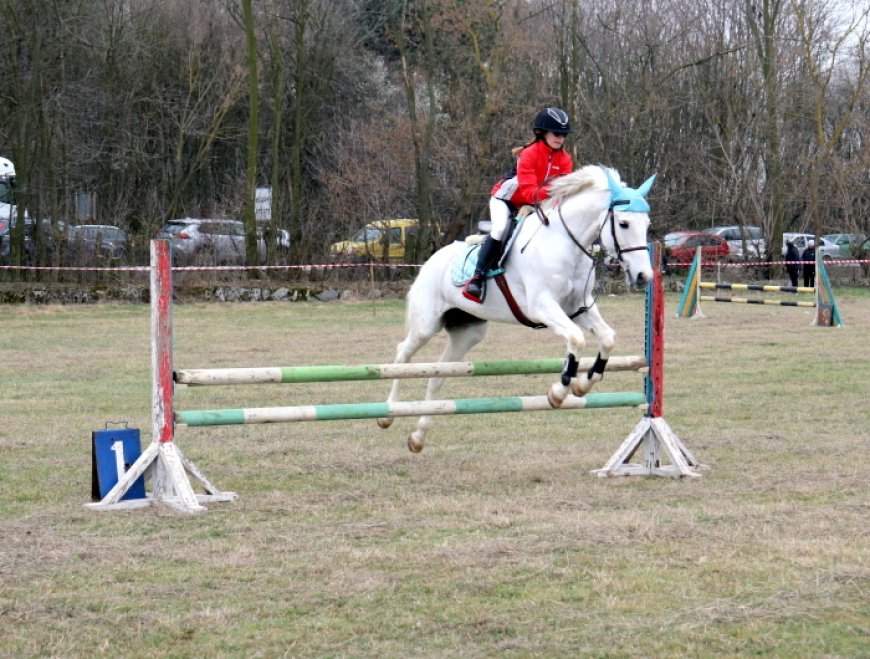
[545,132,567,150]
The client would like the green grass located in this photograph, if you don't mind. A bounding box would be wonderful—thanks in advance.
[0,291,868,656]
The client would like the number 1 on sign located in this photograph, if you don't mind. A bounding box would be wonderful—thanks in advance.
[110,441,126,479]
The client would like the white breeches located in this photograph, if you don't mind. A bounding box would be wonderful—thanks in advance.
[489,197,512,241]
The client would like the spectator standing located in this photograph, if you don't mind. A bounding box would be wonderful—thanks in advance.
[785,241,801,287]
[802,240,816,288]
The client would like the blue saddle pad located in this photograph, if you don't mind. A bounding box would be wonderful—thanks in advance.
[449,241,504,287]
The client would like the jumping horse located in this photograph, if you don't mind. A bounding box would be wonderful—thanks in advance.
[378,164,656,452]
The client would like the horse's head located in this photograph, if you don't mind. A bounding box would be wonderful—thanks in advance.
[600,168,655,288]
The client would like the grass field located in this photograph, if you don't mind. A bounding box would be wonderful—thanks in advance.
[1,289,868,657]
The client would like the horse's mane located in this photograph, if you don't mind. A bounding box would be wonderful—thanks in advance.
[545,164,614,208]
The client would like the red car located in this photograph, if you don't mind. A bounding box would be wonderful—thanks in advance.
[664,231,730,262]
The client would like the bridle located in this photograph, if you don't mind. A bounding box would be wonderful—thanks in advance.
[603,201,649,263]
[540,198,647,266]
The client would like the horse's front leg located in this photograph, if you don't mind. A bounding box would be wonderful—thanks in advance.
[571,305,616,397]
[527,296,588,408]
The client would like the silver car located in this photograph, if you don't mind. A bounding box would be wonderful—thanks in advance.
[156,218,265,266]
[782,233,839,260]
[822,233,864,259]
[705,225,767,260]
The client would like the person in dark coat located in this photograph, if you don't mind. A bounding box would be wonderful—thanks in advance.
[802,240,816,288]
[785,241,801,287]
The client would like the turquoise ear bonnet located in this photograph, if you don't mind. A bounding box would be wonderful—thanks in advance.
[603,167,656,213]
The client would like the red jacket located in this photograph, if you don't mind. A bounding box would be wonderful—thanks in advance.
[491,140,574,206]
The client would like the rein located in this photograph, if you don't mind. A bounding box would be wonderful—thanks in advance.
[557,203,596,260]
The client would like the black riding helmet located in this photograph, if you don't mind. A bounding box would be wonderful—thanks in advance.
[533,107,573,135]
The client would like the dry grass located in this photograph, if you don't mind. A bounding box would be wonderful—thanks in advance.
[0,290,868,657]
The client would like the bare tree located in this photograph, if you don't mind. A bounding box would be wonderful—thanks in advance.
[394,0,438,261]
[791,0,870,242]
[0,0,865,277]
[0,0,56,271]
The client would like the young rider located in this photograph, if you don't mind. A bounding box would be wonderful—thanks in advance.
[463,107,574,303]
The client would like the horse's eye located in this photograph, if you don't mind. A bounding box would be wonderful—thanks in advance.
[619,221,629,229]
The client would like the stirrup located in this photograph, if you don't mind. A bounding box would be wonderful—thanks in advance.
[462,276,485,303]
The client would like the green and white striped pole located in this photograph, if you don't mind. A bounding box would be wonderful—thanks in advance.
[176,391,648,427]
[175,355,646,386]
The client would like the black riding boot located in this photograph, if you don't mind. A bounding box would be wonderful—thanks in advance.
[463,236,503,303]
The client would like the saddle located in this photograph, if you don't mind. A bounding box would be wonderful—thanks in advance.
[449,207,533,287]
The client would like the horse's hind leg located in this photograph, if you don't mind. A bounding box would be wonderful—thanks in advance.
[377,322,439,430]
[408,313,488,453]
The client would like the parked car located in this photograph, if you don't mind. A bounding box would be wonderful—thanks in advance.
[0,218,9,263]
[0,217,62,264]
[663,231,730,263]
[329,218,419,263]
[66,224,128,264]
[256,225,291,255]
[822,233,864,259]
[704,225,766,259]
[782,233,838,260]
[155,218,267,266]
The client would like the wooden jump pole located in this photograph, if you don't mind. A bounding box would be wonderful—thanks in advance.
[175,355,647,386]
[176,391,648,427]
[699,295,816,308]
[699,282,815,294]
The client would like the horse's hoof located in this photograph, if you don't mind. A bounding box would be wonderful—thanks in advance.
[377,417,393,430]
[570,376,591,397]
[548,384,566,408]
[407,435,424,453]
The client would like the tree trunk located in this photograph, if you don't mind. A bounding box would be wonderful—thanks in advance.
[243,0,260,267]
[745,0,785,264]
[267,23,286,267]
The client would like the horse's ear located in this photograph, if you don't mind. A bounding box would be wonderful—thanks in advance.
[637,173,657,198]
[602,167,622,197]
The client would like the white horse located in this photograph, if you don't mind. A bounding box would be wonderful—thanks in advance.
[379,164,656,452]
